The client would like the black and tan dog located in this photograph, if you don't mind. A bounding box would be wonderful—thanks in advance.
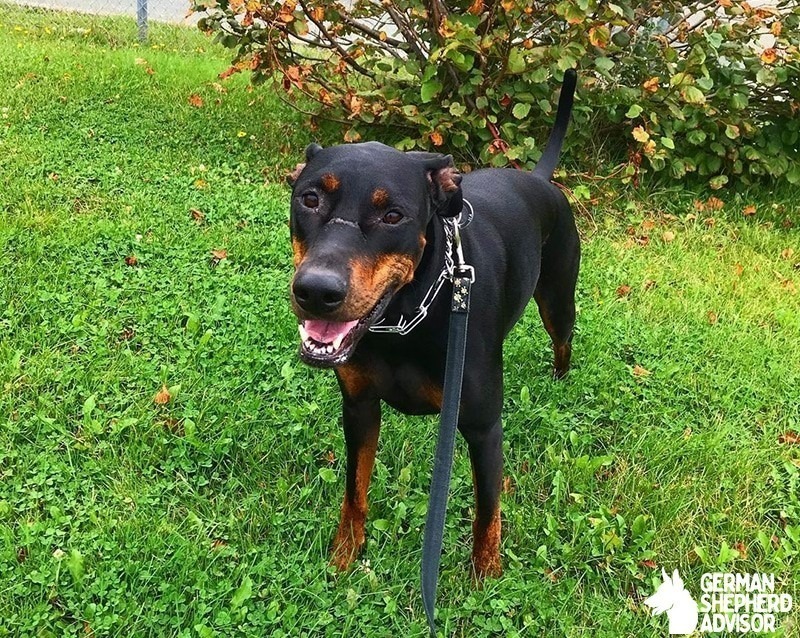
[287,70,579,577]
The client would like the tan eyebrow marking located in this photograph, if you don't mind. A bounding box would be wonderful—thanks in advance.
[321,173,340,192]
[371,188,390,208]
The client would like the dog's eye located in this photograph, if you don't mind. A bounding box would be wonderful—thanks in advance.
[381,210,404,225]
[301,193,319,209]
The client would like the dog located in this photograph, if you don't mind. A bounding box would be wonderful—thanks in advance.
[286,69,579,577]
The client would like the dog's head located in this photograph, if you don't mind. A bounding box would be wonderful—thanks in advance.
[287,141,462,367]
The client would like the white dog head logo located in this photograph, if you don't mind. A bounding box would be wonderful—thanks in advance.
[644,568,699,635]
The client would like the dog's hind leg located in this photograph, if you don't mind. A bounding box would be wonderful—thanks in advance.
[534,206,580,379]
[330,364,381,571]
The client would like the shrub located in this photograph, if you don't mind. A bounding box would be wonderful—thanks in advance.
[194,1,800,187]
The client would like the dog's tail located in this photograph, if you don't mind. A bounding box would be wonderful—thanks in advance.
[532,69,577,180]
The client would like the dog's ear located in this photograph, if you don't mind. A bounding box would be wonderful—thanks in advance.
[286,143,324,187]
[305,142,323,161]
[286,162,306,187]
[407,152,463,218]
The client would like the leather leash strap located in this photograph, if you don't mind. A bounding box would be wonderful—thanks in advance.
[421,269,472,636]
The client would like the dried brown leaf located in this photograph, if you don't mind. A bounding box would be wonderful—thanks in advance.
[778,430,800,445]
[153,385,171,405]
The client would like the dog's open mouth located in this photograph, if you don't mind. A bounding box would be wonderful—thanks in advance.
[297,293,392,367]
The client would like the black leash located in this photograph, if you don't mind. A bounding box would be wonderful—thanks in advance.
[421,223,474,636]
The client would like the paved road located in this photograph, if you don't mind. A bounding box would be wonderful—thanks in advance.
[7,0,197,24]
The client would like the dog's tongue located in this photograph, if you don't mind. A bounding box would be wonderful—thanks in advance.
[303,319,358,344]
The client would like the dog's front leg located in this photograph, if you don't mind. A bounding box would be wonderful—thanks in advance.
[330,366,381,571]
[462,418,504,578]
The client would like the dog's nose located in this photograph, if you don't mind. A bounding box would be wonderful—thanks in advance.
[292,268,348,315]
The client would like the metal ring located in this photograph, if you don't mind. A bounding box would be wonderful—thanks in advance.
[458,198,474,228]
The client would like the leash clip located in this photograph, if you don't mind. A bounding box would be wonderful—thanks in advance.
[450,221,474,283]
[453,264,475,283]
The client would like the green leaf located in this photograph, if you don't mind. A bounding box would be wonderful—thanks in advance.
[291,18,308,37]
[512,103,531,119]
[756,67,777,87]
[185,312,200,334]
[661,137,675,150]
[705,32,723,49]
[82,394,96,420]
[686,129,706,146]
[686,44,707,67]
[231,576,253,608]
[625,104,643,118]
[318,468,337,483]
[594,56,614,72]
[709,174,729,189]
[67,549,84,584]
[557,56,577,72]
[373,519,390,532]
[670,72,693,87]
[420,79,442,103]
[693,545,710,565]
[671,159,687,179]
[631,515,648,539]
[449,102,466,117]
[507,48,526,74]
[696,76,714,91]
[718,540,740,564]
[280,361,294,381]
[421,65,437,82]
[681,86,706,105]
[561,3,586,24]
[729,93,748,110]
[611,30,630,47]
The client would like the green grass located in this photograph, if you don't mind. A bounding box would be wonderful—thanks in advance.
[1,7,799,637]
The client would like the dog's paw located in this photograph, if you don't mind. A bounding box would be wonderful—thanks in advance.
[329,545,359,572]
[329,526,365,572]
[470,554,503,581]
[552,365,569,380]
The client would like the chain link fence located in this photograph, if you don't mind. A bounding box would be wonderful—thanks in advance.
[0,0,199,41]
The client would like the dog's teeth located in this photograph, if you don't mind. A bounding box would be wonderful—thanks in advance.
[303,337,339,356]
[332,334,345,350]
[299,324,309,342]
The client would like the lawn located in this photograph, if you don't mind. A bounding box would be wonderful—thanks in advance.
[1,6,799,637]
